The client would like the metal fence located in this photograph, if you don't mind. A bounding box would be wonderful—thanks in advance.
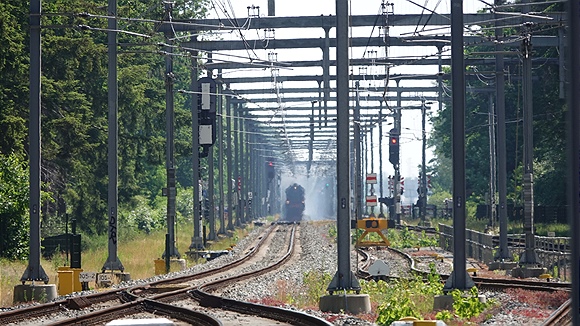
[438,224,571,280]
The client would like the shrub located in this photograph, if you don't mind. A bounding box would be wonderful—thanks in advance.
[451,287,496,320]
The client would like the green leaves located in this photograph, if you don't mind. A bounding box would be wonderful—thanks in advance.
[0,153,30,259]
[451,287,496,320]
[0,2,28,155]
[377,296,419,325]
[374,275,439,325]
[429,26,567,208]
[386,227,438,249]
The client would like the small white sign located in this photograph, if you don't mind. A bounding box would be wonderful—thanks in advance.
[548,231,556,237]
[201,83,211,110]
[97,273,113,283]
[248,192,253,199]
[79,272,96,283]
[199,125,213,145]
[369,260,390,277]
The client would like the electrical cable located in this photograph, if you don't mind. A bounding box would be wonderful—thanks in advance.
[412,0,429,36]
[417,0,443,35]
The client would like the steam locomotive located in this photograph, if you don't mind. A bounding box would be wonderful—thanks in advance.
[284,183,305,222]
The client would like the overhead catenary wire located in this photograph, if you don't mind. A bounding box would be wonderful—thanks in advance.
[39,1,566,169]
[36,11,238,30]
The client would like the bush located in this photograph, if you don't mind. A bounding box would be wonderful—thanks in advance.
[375,267,443,325]
[387,227,438,249]
[451,287,496,320]
[0,153,30,259]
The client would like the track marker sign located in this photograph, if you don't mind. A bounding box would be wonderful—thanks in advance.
[366,173,377,184]
[366,195,378,206]
[97,273,113,283]
[79,272,96,283]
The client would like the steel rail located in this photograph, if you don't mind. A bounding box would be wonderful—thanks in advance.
[357,246,570,292]
[541,298,572,326]
[48,297,223,326]
[0,224,277,325]
[190,224,333,326]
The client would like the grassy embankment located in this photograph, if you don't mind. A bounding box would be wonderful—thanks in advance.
[0,222,251,307]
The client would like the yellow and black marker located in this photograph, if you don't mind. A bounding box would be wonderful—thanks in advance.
[355,217,390,247]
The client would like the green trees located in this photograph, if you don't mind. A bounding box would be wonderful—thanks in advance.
[0,1,28,156]
[428,5,566,210]
[0,0,210,258]
[0,153,30,259]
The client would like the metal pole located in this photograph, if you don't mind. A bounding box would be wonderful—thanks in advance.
[369,124,375,217]
[217,80,225,235]
[566,0,580,322]
[421,102,427,223]
[235,103,242,227]
[308,101,315,177]
[247,123,253,221]
[267,0,275,16]
[323,27,331,127]
[163,2,179,258]
[378,102,384,217]
[354,81,362,220]
[21,0,49,283]
[189,42,203,251]
[488,93,497,230]
[226,94,234,230]
[103,0,124,272]
[208,139,216,240]
[444,0,473,291]
[327,0,360,293]
[251,133,257,218]
[519,32,539,265]
[495,2,510,259]
[394,82,402,224]
[240,110,246,223]
[438,45,443,114]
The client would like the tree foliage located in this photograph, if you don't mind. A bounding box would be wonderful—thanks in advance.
[428,2,566,209]
[0,0,210,258]
[0,153,30,259]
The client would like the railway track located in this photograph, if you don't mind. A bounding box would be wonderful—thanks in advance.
[358,245,571,325]
[1,222,332,326]
[359,245,571,292]
[0,224,276,325]
[541,299,572,326]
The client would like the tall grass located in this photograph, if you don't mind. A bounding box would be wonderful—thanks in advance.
[1,221,251,307]
[0,258,59,308]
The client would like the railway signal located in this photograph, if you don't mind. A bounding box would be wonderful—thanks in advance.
[388,129,399,166]
[266,159,275,181]
[197,76,217,157]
